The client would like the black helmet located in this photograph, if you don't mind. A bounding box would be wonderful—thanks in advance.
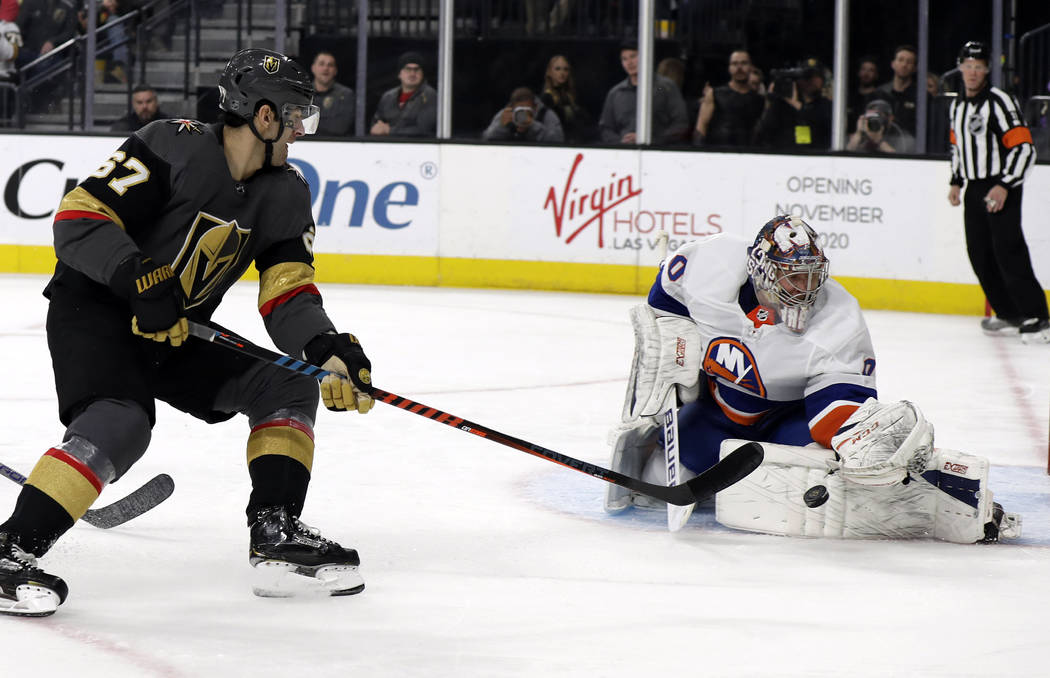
[957,41,990,65]
[218,48,319,135]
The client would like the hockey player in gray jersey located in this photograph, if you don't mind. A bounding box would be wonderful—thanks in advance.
[0,48,374,616]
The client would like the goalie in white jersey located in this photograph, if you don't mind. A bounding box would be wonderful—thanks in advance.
[609,215,1020,543]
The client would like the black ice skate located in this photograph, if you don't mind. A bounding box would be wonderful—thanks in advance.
[248,506,364,597]
[0,532,68,617]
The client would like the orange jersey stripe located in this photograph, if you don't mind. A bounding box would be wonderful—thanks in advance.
[1002,126,1033,149]
[809,403,860,448]
[949,129,957,146]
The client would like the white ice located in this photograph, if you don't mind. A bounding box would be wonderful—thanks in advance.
[0,274,1047,678]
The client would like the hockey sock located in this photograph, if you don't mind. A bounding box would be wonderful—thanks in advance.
[245,419,314,523]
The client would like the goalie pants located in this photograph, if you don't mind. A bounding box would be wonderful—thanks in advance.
[678,398,815,474]
[963,179,1048,321]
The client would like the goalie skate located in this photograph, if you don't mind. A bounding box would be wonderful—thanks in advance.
[248,507,364,598]
[0,533,68,617]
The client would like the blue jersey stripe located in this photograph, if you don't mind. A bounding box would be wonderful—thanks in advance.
[647,269,690,318]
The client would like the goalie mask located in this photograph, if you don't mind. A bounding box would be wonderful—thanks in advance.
[745,215,829,334]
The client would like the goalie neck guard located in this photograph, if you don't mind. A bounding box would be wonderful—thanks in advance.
[745,215,829,334]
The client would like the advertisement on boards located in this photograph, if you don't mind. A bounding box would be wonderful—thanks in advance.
[0,133,440,256]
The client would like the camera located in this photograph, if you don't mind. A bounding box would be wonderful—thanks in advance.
[769,67,805,97]
[511,106,533,126]
[863,111,887,134]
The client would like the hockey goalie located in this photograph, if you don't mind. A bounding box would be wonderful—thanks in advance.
[607,215,1021,543]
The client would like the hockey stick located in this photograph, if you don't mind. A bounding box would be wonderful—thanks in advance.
[187,321,764,506]
[0,461,174,529]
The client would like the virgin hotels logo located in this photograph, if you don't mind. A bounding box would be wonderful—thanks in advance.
[542,153,722,250]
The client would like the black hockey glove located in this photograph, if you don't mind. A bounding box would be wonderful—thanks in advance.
[303,332,375,414]
[110,255,188,347]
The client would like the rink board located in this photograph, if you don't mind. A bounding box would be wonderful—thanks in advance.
[0,133,1047,314]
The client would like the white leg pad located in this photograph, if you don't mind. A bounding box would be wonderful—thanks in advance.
[714,440,1011,543]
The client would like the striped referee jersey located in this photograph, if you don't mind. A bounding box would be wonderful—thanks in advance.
[948,86,1035,186]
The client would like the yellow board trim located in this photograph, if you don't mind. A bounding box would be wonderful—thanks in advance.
[26,455,100,520]
[0,245,1046,316]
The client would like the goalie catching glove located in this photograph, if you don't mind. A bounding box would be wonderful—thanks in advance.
[304,332,374,414]
[829,398,935,486]
[110,255,188,346]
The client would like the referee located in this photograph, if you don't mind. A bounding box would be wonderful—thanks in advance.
[947,41,1048,343]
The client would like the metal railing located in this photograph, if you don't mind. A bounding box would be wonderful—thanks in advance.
[17,0,196,130]
[1018,23,1050,100]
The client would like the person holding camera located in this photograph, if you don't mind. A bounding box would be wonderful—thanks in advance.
[482,86,564,143]
[753,59,831,150]
[846,99,914,153]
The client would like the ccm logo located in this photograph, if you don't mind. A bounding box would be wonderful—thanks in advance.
[675,337,686,366]
[943,461,969,474]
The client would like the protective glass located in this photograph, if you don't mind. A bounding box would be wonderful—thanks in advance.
[282,103,320,135]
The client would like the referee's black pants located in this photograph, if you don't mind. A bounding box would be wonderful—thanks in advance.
[963,178,1048,321]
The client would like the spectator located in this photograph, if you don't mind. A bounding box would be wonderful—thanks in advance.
[539,54,593,144]
[77,0,129,83]
[17,0,76,68]
[846,99,914,153]
[311,51,354,136]
[110,84,171,132]
[749,66,766,96]
[847,56,879,131]
[754,60,832,150]
[599,42,688,145]
[871,45,921,136]
[0,0,22,82]
[694,49,764,147]
[482,86,563,142]
[370,51,437,138]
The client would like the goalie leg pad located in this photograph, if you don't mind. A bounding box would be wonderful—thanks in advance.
[604,418,660,512]
[715,441,1017,543]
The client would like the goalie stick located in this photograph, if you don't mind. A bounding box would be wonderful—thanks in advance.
[0,462,174,529]
[187,321,764,506]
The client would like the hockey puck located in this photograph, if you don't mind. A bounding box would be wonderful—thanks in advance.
[803,484,829,508]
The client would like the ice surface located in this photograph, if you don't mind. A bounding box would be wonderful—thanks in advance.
[0,274,1047,677]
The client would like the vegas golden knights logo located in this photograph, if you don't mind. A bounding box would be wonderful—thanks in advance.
[171,212,251,308]
[262,55,280,74]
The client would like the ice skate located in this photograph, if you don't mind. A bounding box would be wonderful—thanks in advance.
[1018,318,1050,344]
[979,316,1020,335]
[980,502,1022,543]
[248,507,364,597]
[0,532,68,617]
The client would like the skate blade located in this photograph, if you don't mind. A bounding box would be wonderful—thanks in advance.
[0,586,61,617]
[251,561,365,598]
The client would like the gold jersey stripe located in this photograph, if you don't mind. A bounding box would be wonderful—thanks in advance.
[57,186,126,230]
[258,261,316,310]
[246,424,314,472]
[26,454,102,520]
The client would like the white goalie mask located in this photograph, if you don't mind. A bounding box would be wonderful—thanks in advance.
[745,216,829,333]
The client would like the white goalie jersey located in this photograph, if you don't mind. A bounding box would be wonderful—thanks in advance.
[646,233,877,446]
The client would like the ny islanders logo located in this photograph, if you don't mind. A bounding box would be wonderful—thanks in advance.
[702,338,766,396]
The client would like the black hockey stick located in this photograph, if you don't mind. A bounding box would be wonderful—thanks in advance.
[187,321,764,506]
[0,461,174,529]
